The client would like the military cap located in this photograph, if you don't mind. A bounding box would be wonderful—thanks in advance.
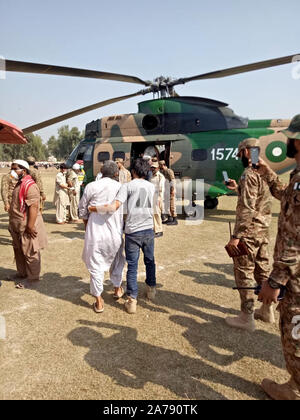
[26,156,36,164]
[238,138,260,156]
[114,157,124,163]
[281,114,300,140]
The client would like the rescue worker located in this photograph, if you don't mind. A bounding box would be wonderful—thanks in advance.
[26,156,46,211]
[150,159,165,238]
[114,158,131,184]
[225,138,275,332]
[67,163,81,223]
[54,163,70,224]
[8,160,47,286]
[159,160,178,226]
[257,115,300,400]
[1,162,19,212]
[77,162,85,186]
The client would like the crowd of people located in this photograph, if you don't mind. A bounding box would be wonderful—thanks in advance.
[0,115,300,400]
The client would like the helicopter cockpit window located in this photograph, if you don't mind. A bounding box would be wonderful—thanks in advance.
[220,107,249,129]
[98,152,110,162]
[83,144,94,162]
[191,149,208,161]
[112,151,126,161]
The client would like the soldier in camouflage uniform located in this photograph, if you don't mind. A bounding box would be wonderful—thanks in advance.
[159,160,178,226]
[114,158,131,184]
[1,162,19,212]
[26,156,46,211]
[225,138,275,332]
[257,115,300,400]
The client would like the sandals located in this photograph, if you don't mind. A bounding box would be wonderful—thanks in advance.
[93,302,104,313]
[113,286,125,300]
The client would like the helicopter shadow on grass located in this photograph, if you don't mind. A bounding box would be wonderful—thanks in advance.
[104,281,239,319]
[68,319,266,400]
[179,268,235,289]
[170,314,284,369]
[21,271,92,310]
[0,267,16,282]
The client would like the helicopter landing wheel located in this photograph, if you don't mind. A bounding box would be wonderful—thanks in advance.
[204,197,219,210]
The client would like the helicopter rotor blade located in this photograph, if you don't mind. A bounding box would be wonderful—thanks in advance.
[171,54,300,85]
[22,91,145,134]
[5,59,150,86]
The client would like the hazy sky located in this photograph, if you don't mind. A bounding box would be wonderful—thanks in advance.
[1,0,300,142]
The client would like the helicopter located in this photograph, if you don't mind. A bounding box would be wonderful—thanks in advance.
[3,54,298,209]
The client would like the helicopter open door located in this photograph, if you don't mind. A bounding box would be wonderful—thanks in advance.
[130,142,171,166]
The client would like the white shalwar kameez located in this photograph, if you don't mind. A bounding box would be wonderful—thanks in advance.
[79,177,125,297]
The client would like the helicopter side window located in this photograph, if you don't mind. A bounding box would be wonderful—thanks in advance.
[191,149,208,161]
[112,151,126,161]
[98,152,110,162]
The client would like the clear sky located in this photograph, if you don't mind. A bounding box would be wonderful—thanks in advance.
[1,0,300,142]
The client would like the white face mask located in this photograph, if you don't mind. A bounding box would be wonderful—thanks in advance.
[10,170,19,180]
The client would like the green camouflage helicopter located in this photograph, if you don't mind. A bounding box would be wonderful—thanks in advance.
[5,54,298,209]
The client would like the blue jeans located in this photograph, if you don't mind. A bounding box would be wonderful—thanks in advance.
[125,229,156,299]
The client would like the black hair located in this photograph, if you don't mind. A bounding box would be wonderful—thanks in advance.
[60,163,67,170]
[132,158,151,179]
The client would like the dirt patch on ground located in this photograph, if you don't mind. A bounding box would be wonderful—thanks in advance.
[0,168,289,400]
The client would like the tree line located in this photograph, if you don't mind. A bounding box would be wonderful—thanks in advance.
[0,126,84,162]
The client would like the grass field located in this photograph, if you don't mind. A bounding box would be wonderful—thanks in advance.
[0,168,290,400]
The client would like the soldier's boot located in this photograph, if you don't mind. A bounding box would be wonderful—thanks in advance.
[225,312,256,332]
[261,378,300,401]
[254,303,275,324]
[166,216,178,226]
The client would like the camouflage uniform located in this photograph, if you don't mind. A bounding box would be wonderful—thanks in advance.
[29,167,44,194]
[160,166,177,218]
[262,165,300,392]
[1,172,18,210]
[232,167,273,314]
[119,167,131,184]
[29,166,45,211]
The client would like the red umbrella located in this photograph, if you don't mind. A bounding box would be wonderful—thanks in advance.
[0,119,27,144]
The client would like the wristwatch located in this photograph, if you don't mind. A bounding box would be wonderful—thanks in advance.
[268,278,281,290]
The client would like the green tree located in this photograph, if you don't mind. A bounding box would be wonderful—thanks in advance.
[46,135,59,158]
[0,134,47,161]
[56,126,83,160]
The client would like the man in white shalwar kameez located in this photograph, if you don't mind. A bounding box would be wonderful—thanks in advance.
[79,161,125,313]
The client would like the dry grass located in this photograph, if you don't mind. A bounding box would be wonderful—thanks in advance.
[0,168,290,400]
